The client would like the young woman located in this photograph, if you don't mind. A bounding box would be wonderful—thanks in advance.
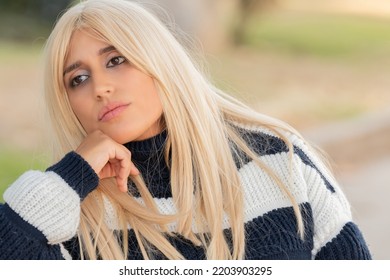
[0,0,371,260]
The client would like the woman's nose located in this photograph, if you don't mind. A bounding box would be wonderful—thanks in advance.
[93,72,115,99]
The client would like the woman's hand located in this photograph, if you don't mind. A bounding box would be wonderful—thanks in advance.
[75,130,139,192]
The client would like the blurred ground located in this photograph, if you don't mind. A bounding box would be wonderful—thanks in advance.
[303,109,390,260]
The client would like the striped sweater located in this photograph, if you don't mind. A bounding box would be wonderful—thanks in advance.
[0,127,372,259]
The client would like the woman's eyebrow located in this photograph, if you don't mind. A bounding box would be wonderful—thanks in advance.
[63,46,117,76]
[63,62,81,76]
[98,45,116,55]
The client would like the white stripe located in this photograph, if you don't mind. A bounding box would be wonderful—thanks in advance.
[302,162,352,256]
[4,171,80,244]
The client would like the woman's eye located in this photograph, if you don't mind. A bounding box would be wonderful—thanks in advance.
[71,75,89,87]
[107,56,126,67]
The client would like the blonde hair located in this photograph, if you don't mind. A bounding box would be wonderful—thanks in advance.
[43,0,304,260]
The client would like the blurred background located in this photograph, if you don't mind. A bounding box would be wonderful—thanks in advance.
[0,0,389,259]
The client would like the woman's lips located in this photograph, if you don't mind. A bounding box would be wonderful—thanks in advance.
[98,102,130,122]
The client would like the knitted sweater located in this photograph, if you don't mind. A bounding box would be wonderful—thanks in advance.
[0,127,372,259]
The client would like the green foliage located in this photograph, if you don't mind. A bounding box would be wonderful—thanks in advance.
[0,148,48,202]
[0,40,43,62]
[0,12,51,42]
[0,0,71,42]
[0,0,70,19]
[244,12,390,58]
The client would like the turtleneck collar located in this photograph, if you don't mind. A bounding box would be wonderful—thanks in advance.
[123,130,171,198]
[123,130,168,162]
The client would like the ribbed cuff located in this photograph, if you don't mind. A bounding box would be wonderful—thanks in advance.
[46,151,99,200]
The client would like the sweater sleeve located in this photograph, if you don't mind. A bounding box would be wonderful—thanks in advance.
[289,134,372,259]
[0,151,99,259]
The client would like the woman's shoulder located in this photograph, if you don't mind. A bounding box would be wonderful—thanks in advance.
[232,122,337,194]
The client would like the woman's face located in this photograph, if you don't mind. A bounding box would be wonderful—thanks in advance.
[63,30,163,144]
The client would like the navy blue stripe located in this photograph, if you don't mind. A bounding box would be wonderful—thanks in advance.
[231,128,289,163]
[115,203,314,260]
[242,203,314,259]
[1,203,47,242]
[0,203,65,259]
[315,222,372,260]
[293,147,335,192]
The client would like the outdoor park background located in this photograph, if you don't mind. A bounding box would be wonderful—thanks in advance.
[0,0,389,259]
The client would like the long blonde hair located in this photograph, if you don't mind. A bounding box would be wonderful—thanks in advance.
[43,0,304,259]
